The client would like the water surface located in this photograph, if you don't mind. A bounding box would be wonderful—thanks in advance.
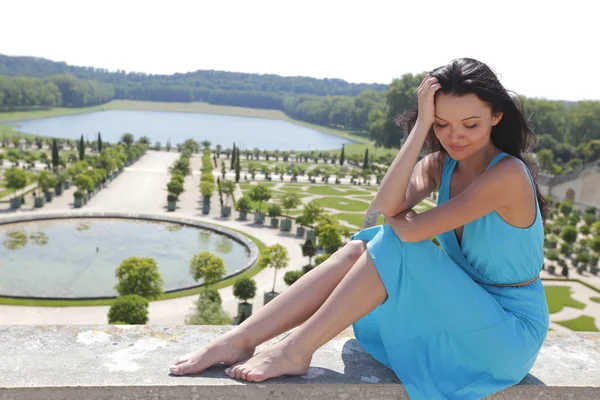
[8,110,354,150]
[0,218,250,298]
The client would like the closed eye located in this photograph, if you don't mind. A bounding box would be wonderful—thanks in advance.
[466,124,478,129]
[434,123,447,128]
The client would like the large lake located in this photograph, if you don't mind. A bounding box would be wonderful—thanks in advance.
[8,110,355,150]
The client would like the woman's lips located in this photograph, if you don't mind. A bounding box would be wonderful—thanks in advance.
[449,144,467,152]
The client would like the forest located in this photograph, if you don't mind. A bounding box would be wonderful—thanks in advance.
[1,54,599,174]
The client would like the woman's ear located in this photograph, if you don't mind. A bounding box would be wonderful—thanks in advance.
[491,112,503,126]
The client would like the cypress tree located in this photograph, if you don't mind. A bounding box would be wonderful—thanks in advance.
[235,147,241,183]
[339,144,345,165]
[51,139,59,171]
[231,143,236,170]
[78,134,85,161]
[98,132,103,152]
[362,148,369,170]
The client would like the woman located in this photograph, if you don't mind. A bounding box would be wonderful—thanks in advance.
[170,58,550,400]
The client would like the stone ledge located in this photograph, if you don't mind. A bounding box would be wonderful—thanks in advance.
[0,325,598,399]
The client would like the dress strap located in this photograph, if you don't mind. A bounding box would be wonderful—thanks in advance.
[485,152,509,171]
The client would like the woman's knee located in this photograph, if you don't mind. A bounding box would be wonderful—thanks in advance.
[342,240,367,264]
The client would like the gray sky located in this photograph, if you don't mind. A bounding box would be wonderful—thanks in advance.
[2,0,598,101]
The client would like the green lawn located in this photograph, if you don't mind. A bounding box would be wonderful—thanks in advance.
[555,315,599,332]
[352,194,376,201]
[312,197,370,212]
[306,186,370,196]
[544,286,586,314]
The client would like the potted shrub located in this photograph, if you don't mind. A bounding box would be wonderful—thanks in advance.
[45,174,58,202]
[546,249,559,274]
[233,277,257,320]
[268,203,282,228]
[281,192,301,232]
[248,184,272,224]
[301,237,317,267]
[5,167,28,209]
[200,180,215,215]
[545,234,558,249]
[260,244,289,305]
[73,190,85,208]
[237,196,251,220]
[220,179,235,218]
[167,192,178,211]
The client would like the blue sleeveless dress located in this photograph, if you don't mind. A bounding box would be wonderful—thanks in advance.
[350,152,549,400]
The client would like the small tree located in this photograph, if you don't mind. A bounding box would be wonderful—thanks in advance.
[260,244,289,293]
[189,251,226,287]
[98,132,103,152]
[185,291,231,325]
[301,237,317,265]
[248,184,272,212]
[282,192,301,219]
[200,180,215,199]
[114,257,164,300]
[108,294,149,324]
[120,133,134,147]
[235,149,241,183]
[237,196,252,213]
[233,277,257,303]
[220,179,235,196]
[78,134,85,161]
[52,139,59,171]
[4,168,28,198]
[339,144,345,165]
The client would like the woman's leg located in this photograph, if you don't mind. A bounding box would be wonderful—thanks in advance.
[226,249,386,382]
[170,240,366,375]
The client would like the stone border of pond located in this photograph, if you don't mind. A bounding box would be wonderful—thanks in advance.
[0,211,260,301]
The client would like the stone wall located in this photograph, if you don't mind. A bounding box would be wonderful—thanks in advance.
[0,325,598,399]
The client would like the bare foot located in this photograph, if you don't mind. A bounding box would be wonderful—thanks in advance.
[169,334,255,376]
[225,339,311,382]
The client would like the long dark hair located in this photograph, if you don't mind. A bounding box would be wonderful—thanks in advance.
[395,57,548,222]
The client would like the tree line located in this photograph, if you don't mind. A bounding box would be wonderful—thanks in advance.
[0,74,114,109]
[1,55,599,173]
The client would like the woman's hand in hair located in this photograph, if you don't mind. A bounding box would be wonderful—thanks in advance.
[416,74,441,128]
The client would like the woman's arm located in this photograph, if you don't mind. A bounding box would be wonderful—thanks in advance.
[386,157,532,242]
[363,151,440,228]
[370,75,441,218]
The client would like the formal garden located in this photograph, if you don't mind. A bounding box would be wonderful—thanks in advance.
[2,133,599,332]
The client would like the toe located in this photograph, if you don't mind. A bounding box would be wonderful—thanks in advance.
[175,353,192,365]
[234,365,245,380]
[239,368,250,381]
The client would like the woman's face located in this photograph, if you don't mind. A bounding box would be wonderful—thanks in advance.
[432,92,502,160]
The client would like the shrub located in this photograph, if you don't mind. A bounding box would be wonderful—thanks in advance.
[268,203,282,217]
[561,225,578,244]
[167,192,178,202]
[108,294,149,324]
[315,253,331,266]
[559,199,573,216]
[284,270,304,286]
